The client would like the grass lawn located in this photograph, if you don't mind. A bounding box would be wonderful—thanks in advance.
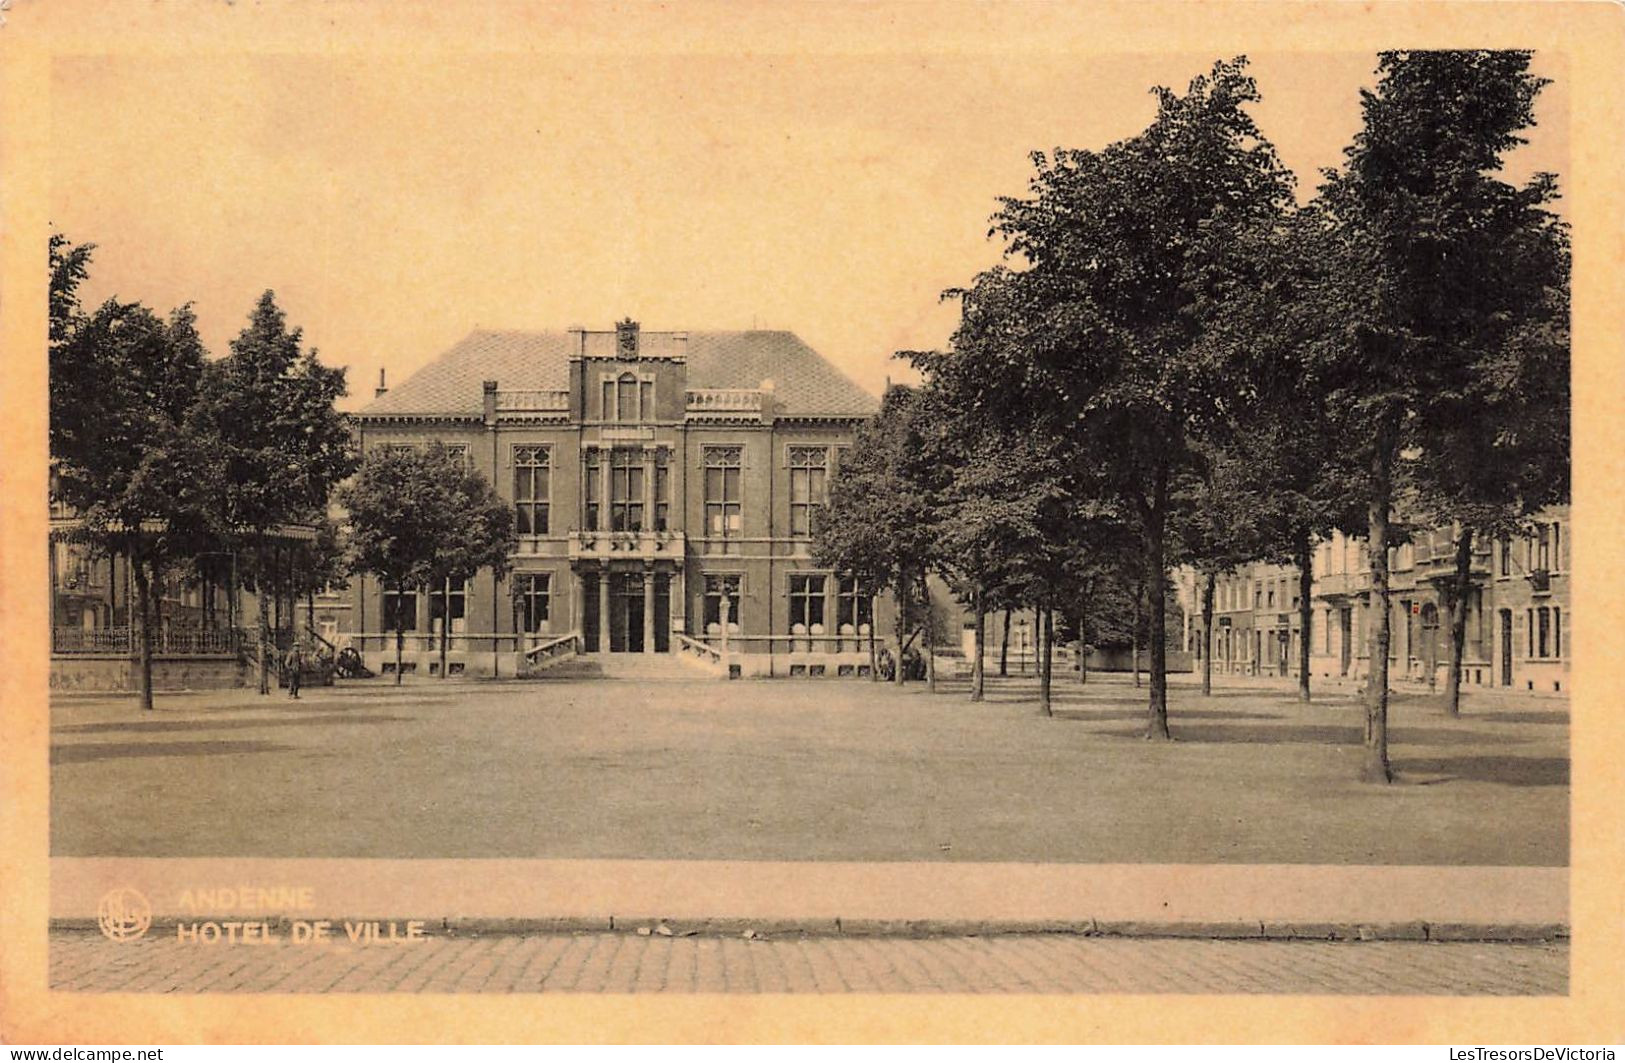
[49,671,1568,865]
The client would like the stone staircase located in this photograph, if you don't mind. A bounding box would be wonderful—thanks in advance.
[579,651,708,681]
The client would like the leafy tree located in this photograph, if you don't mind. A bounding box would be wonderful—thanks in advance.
[930,430,1063,703]
[288,512,350,634]
[50,250,221,709]
[343,446,460,684]
[984,57,1296,738]
[1187,209,1368,703]
[426,444,517,681]
[194,291,355,694]
[1314,50,1560,778]
[814,385,943,686]
[1171,444,1274,697]
[1410,275,1568,715]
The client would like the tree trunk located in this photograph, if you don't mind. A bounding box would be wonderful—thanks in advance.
[999,609,1010,676]
[868,612,878,683]
[1144,469,1171,741]
[1078,589,1089,686]
[1039,603,1054,717]
[1444,526,1474,718]
[1296,531,1314,703]
[439,579,449,681]
[923,573,936,694]
[132,556,155,711]
[256,546,271,695]
[893,574,908,686]
[1132,587,1142,689]
[1362,422,1398,783]
[971,585,985,703]
[1201,569,1216,697]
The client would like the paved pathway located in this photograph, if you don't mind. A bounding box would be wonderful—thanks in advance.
[49,931,1567,995]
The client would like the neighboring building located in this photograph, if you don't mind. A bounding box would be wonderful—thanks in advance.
[1175,506,1570,694]
[343,321,884,677]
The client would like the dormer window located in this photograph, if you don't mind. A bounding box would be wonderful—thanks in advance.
[600,371,654,422]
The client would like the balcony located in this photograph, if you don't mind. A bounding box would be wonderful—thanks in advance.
[568,529,686,562]
[1313,570,1370,600]
[494,389,570,415]
[1526,568,1552,594]
[685,389,765,420]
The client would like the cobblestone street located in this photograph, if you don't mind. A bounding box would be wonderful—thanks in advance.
[49,930,1567,995]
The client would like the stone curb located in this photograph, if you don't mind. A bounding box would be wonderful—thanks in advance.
[50,916,1570,943]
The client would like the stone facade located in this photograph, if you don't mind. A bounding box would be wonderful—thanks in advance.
[1174,506,1570,694]
[342,322,885,678]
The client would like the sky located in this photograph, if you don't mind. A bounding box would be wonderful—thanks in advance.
[50,49,1566,410]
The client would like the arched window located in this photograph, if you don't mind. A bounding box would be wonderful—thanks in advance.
[617,373,639,423]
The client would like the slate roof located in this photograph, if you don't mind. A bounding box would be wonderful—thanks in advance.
[359,330,879,420]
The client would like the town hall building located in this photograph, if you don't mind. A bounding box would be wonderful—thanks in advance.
[333,320,884,677]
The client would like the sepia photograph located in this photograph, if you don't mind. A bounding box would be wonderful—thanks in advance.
[4,0,1622,1048]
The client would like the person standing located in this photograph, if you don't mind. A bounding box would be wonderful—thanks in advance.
[285,642,303,699]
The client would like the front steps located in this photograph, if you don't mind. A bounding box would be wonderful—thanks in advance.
[522,651,708,681]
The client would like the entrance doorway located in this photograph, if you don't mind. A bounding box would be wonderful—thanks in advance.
[1500,609,1513,686]
[1338,607,1353,676]
[604,571,671,653]
[1420,603,1440,686]
[609,573,645,653]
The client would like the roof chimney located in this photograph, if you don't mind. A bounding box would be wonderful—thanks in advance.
[482,380,498,426]
[375,368,388,398]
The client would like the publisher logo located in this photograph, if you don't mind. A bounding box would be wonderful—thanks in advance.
[97,887,152,942]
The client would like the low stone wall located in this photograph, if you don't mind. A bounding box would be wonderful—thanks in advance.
[50,654,248,692]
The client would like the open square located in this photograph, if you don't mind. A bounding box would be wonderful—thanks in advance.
[50,675,1568,866]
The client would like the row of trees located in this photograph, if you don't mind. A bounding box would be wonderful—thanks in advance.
[815,51,1569,784]
[49,240,517,704]
[50,242,353,707]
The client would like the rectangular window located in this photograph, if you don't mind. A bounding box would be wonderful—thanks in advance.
[610,449,645,532]
[1500,538,1511,577]
[788,446,830,538]
[1552,522,1561,571]
[519,573,550,634]
[653,450,670,532]
[1554,607,1561,657]
[601,380,614,421]
[1537,607,1551,658]
[1527,610,1535,658]
[789,574,827,633]
[513,446,550,535]
[703,574,741,635]
[381,587,418,632]
[617,375,639,424]
[584,454,601,531]
[837,577,873,637]
[640,380,654,421]
[704,446,743,540]
[441,442,470,467]
[427,578,467,639]
[1536,525,1550,571]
